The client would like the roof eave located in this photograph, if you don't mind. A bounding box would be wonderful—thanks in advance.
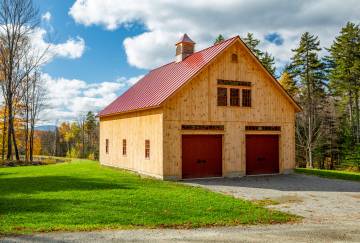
[98,105,162,119]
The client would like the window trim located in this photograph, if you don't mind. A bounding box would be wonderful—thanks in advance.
[105,139,109,154]
[145,139,150,159]
[122,139,127,156]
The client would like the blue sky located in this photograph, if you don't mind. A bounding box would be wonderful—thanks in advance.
[34,0,359,124]
[36,0,145,84]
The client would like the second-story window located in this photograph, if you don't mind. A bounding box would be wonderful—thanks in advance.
[217,87,227,106]
[242,89,252,107]
[230,88,240,106]
[122,139,127,156]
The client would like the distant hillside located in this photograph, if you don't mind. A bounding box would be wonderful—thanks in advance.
[35,125,57,132]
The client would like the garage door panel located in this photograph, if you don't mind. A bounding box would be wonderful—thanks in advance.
[182,135,222,178]
[246,135,279,175]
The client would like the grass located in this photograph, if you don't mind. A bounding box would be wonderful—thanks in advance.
[0,160,297,235]
[0,156,71,167]
[295,168,360,181]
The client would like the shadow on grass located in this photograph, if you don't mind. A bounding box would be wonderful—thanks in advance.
[183,174,360,192]
[0,198,85,214]
[0,175,134,195]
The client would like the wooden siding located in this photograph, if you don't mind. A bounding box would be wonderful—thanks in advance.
[99,108,164,178]
[163,41,296,178]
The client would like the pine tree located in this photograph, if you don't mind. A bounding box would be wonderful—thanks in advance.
[328,22,360,147]
[85,111,97,158]
[243,33,277,76]
[289,32,327,168]
[214,34,225,44]
[278,72,298,98]
[261,52,276,76]
[243,33,263,57]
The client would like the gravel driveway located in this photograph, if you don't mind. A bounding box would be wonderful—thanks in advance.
[2,173,360,242]
[183,173,360,224]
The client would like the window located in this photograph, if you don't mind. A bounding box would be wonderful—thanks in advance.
[217,87,227,106]
[231,53,238,63]
[145,140,150,159]
[230,88,240,106]
[122,139,127,156]
[242,89,251,107]
[105,139,109,154]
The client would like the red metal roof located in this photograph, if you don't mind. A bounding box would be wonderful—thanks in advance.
[99,36,238,117]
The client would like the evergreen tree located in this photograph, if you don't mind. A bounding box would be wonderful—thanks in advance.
[243,33,277,76]
[243,33,263,57]
[278,71,298,98]
[328,22,360,147]
[289,32,327,168]
[214,34,225,44]
[262,52,276,76]
[85,111,98,159]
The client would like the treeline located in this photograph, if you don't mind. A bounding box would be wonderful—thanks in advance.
[220,21,360,170]
[0,0,99,162]
[0,0,47,162]
[39,111,99,160]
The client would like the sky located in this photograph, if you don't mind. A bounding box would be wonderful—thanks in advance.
[33,0,360,125]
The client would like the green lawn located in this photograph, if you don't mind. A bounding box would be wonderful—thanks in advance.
[295,168,360,181]
[0,160,297,234]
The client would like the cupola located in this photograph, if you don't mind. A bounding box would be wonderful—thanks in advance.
[175,34,195,62]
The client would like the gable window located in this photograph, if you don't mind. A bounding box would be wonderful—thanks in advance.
[230,88,240,106]
[105,139,109,154]
[122,139,127,156]
[242,89,252,107]
[145,140,150,159]
[231,53,238,63]
[217,87,227,106]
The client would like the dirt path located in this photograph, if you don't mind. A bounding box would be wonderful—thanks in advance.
[2,223,360,243]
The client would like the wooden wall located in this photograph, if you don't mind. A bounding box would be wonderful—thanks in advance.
[162,41,296,179]
[99,108,164,178]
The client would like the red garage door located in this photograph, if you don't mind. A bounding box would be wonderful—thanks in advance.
[246,135,279,175]
[182,135,222,179]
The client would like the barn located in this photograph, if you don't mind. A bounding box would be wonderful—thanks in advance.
[98,34,301,180]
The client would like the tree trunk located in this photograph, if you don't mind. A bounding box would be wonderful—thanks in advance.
[355,90,360,144]
[306,47,313,168]
[1,105,7,160]
[6,97,13,160]
[24,78,29,161]
[348,90,354,142]
[29,122,34,162]
[11,122,19,161]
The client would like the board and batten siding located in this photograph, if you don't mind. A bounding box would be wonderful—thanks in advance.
[162,41,296,179]
[99,108,164,178]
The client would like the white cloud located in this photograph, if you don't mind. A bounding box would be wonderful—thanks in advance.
[52,36,86,59]
[69,0,360,69]
[31,28,86,62]
[41,11,52,22]
[40,73,144,123]
[125,74,145,85]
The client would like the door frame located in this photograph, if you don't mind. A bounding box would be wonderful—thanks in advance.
[245,133,280,175]
[180,133,224,179]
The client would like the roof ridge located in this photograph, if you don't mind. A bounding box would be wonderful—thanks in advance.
[195,35,238,54]
[149,36,239,73]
